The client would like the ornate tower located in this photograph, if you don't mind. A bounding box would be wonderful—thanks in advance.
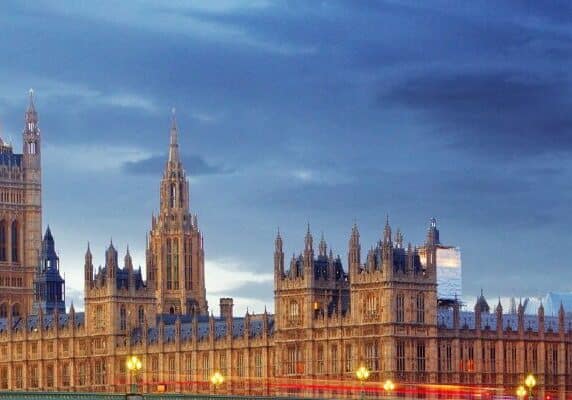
[0,91,42,317]
[148,111,207,315]
[33,226,65,314]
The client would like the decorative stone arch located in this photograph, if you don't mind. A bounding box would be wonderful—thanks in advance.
[11,303,21,317]
[0,302,7,318]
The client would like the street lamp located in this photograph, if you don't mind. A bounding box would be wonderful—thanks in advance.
[525,374,536,400]
[126,355,143,394]
[383,379,395,396]
[355,366,370,400]
[517,386,527,400]
[210,371,224,394]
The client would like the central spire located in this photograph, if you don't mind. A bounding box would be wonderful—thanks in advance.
[168,107,179,164]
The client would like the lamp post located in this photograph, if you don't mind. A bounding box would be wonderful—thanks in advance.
[525,374,536,400]
[517,385,527,400]
[210,371,224,395]
[355,366,370,400]
[383,379,395,397]
[126,355,143,394]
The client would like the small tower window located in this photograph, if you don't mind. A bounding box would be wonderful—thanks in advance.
[0,303,6,318]
[170,183,176,208]
[138,306,144,325]
[120,306,127,331]
[416,292,425,324]
[28,142,36,155]
[0,220,6,262]
[396,293,405,323]
[11,221,18,263]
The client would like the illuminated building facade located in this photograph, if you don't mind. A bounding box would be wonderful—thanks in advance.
[0,96,570,399]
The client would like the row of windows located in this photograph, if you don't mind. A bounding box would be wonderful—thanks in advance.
[0,276,24,288]
[165,238,193,290]
[0,191,23,204]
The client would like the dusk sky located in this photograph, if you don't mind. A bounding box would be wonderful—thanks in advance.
[1,1,572,314]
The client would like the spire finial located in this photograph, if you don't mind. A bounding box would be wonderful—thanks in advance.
[28,88,35,109]
[168,108,179,163]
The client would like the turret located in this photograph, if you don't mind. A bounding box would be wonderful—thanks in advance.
[515,299,524,333]
[318,233,327,257]
[106,240,118,280]
[23,89,41,171]
[426,217,440,245]
[274,228,284,280]
[348,223,361,275]
[559,302,565,334]
[382,216,393,273]
[496,299,503,334]
[538,302,545,333]
[303,224,314,281]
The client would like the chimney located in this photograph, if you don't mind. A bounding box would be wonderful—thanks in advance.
[219,298,234,320]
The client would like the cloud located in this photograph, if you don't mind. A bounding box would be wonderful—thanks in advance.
[381,70,572,157]
[122,153,231,176]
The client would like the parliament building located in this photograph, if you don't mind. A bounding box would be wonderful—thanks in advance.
[0,94,570,398]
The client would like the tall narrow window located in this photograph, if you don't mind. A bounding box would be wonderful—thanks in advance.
[396,293,405,323]
[417,342,426,372]
[173,240,179,290]
[11,221,18,262]
[120,306,127,331]
[0,220,6,261]
[331,345,339,374]
[316,345,324,374]
[416,292,425,323]
[166,239,172,290]
[0,303,6,318]
[138,306,145,326]
[396,341,405,372]
[170,184,176,208]
[344,344,353,373]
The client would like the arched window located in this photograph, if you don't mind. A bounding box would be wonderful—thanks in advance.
[12,303,20,317]
[0,303,7,318]
[120,306,127,331]
[11,221,18,262]
[288,300,300,324]
[138,306,145,325]
[365,293,378,317]
[169,306,175,315]
[0,220,6,261]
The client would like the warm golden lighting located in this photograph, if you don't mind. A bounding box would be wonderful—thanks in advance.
[517,385,527,399]
[525,374,536,389]
[126,355,142,372]
[355,366,370,382]
[383,379,395,392]
[210,371,225,386]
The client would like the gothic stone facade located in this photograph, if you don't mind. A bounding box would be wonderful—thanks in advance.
[0,91,42,317]
[0,96,570,398]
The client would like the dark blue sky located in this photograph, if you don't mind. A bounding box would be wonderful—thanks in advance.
[1,1,571,312]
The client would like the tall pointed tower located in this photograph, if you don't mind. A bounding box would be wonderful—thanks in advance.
[0,91,42,316]
[147,110,207,315]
